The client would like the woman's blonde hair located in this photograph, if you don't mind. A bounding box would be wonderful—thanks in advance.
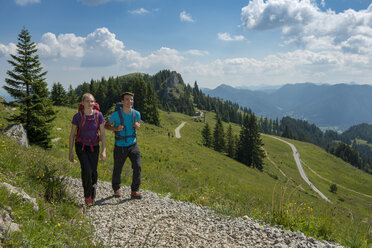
[82,93,95,102]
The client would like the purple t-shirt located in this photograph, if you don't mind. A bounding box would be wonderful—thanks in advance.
[72,111,104,146]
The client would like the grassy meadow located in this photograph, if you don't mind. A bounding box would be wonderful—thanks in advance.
[1,103,371,247]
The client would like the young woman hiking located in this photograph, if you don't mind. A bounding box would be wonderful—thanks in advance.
[69,93,106,206]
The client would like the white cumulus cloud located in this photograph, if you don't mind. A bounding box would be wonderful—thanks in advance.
[123,47,185,71]
[15,0,40,6]
[36,27,125,67]
[218,32,245,41]
[81,27,125,67]
[241,0,372,54]
[185,49,209,56]
[0,43,17,57]
[129,8,149,15]
[38,32,85,59]
[180,11,195,22]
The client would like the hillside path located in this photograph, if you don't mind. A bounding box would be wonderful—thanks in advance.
[301,160,372,199]
[65,177,343,248]
[263,134,332,203]
[175,121,186,138]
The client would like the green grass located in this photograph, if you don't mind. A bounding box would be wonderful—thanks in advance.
[2,104,372,247]
[0,133,104,247]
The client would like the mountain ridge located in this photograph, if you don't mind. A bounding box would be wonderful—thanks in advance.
[202,82,372,131]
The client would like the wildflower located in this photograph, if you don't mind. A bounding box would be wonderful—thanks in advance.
[2,141,4,143]
[0,178,2,181]
[58,223,61,227]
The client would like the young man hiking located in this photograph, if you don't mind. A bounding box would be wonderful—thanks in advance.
[104,92,142,199]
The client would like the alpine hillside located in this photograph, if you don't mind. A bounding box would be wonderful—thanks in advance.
[202,83,372,131]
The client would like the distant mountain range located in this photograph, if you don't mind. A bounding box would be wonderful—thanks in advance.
[202,83,372,131]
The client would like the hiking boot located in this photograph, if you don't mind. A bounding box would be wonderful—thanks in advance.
[131,191,142,200]
[113,189,121,198]
[85,196,93,206]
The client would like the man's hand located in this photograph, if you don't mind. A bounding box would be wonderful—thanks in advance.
[116,125,124,131]
[133,122,141,129]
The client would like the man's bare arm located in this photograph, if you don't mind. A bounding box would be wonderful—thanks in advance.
[104,120,123,132]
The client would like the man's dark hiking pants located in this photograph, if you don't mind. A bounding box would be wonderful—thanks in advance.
[112,143,141,192]
[75,142,99,198]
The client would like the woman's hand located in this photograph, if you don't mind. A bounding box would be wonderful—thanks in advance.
[69,151,74,163]
[100,150,106,161]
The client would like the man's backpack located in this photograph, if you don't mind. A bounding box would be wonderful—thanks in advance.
[75,102,101,151]
[114,102,136,142]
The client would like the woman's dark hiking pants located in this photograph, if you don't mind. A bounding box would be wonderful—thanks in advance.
[112,143,141,192]
[75,142,99,198]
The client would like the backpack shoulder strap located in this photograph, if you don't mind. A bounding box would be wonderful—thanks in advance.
[118,107,124,127]
[132,108,136,124]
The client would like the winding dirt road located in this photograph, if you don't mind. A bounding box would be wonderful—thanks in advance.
[263,134,332,203]
[175,121,186,138]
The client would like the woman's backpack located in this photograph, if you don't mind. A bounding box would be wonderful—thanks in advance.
[75,102,101,151]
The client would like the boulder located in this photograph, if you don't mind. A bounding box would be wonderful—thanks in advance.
[0,209,20,240]
[4,124,29,148]
[1,182,38,211]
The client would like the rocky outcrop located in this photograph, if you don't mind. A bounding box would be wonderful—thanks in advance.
[0,182,38,212]
[4,124,29,148]
[0,208,20,240]
[161,71,185,100]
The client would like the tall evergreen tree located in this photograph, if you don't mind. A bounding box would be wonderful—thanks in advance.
[226,124,235,158]
[201,122,212,148]
[213,117,225,152]
[144,82,160,126]
[248,114,265,170]
[50,82,67,106]
[67,84,78,107]
[237,115,253,167]
[237,114,265,170]
[3,28,56,148]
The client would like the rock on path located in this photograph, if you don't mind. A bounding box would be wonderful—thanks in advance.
[65,178,344,248]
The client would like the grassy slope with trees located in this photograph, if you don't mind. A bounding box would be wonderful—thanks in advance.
[1,101,371,247]
[56,105,372,247]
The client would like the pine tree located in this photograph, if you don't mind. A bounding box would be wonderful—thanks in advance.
[237,114,265,170]
[201,122,212,147]
[50,82,67,106]
[248,114,265,170]
[4,28,56,148]
[226,124,235,158]
[213,117,225,152]
[144,82,160,126]
[67,84,78,107]
[237,115,253,166]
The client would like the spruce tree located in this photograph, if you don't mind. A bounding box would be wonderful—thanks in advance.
[248,114,265,170]
[237,114,265,170]
[50,82,67,106]
[237,115,253,166]
[67,84,78,107]
[226,124,235,158]
[213,117,225,152]
[4,28,56,148]
[144,82,160,126]
[201,122,212,147]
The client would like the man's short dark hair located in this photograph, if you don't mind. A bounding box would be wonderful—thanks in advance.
[121,92,134,100]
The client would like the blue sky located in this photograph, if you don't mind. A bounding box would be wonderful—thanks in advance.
[1,0,372,97]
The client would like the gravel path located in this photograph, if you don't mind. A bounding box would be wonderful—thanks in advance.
[66,177,344,248]
[263,134,332,203]
[175,122,187,138]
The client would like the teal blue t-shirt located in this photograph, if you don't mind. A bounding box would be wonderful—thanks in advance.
[109,109,141,147]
